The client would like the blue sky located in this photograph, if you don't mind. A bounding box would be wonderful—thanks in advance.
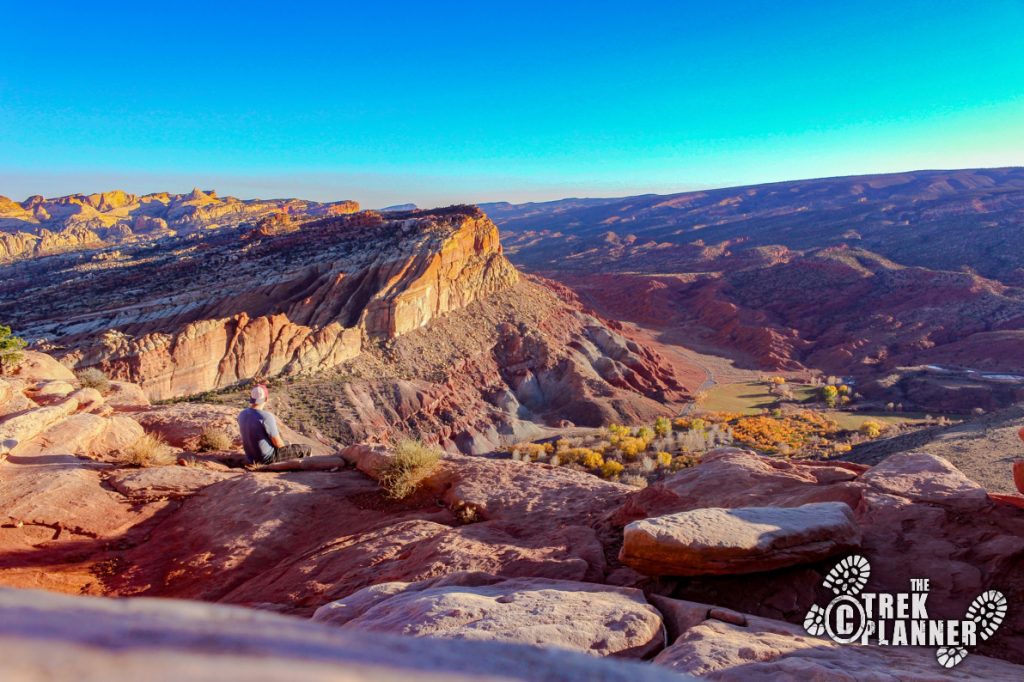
[2,1,1023,207]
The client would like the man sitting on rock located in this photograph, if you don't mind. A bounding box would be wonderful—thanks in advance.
[238,384,311,465]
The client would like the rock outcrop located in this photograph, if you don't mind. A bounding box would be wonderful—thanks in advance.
[619,501,860,576]
[313,572,665,659]
[651,595,1022,681]
[612,448,1024,664]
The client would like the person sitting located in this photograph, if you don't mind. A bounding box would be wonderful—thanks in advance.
[237,384,311,465]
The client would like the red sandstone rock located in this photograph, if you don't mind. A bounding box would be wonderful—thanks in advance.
[620,502,861,576]
[612,448,1024,664]
[313,572,665,659]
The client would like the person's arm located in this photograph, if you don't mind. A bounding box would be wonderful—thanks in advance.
[264,413,286,449]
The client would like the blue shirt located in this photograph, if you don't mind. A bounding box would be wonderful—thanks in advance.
[237,407,281,464]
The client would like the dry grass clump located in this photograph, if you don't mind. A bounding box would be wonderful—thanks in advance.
[378,439,442,499]
[76,367,111,394]
[620,474,648,489]
[197,426,233,452]
[124,433,175,467]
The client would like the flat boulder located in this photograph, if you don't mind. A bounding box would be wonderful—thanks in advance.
[313,572,665,659]
[620,501,860,576]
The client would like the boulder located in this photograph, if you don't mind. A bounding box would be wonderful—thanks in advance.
[10,351,76,384]
[653,606,1023,681]
[24,380,76,404]
[0,587,684,682]
[1013,459,1024,495]
[105,381,151,412]
[0,396,80,447]
[313,572,665,659]
[620,502,860,576]
[859,451,990,506]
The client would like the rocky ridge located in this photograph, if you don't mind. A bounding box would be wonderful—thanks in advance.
[0,188,359,261]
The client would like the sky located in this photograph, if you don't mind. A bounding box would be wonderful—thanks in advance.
[2,1,1023,208]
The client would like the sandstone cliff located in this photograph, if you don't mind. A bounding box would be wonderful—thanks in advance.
[47,209,518,399]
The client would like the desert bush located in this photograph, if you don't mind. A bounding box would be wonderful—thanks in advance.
[601,460,624,479]
[656,451,672,467]
[581,451,604,469]
[76,367,111,394]
[198,427,233,452]
[671,453,702,470]
[618,436,649,460]
[859,420,885,439]
[821,385,839,408]
[640,456,656,473]
[378,439,442,499]
[0,325,27,374]
[124,433,175,467]
[621,474,648,488]
[654,416,672,437]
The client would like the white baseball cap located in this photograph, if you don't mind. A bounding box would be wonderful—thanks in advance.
[250,384,269,404]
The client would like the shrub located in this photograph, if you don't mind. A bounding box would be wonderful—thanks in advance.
[654,416,672,437]
[0,325,28,374]
[76,367,111,394]
[672,454,702,470]
[601,460,624,479]
[822,385,839,408]
[860,420,885,439]
[198,427,233,452]
[581,451,604,469]
[656,451,672,467]
[618,436,649,460]
[378,439,442,499]
[124,433,175,467]
[621,474,648,488]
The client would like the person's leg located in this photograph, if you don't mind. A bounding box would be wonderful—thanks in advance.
[272,444,312,462]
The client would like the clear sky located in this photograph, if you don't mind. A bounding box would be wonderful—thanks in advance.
[2,1,1023,207]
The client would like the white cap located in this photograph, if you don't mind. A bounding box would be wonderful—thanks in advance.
[250,385,269,404]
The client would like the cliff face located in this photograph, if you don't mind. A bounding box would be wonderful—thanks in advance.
[0,189,359,261]
[9,208,518,400]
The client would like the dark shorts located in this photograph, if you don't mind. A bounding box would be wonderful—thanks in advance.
[272,444,312,463]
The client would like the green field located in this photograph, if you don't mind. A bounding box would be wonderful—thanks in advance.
[699,381,932,430]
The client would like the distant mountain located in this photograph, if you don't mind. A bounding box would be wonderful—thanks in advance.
[379,203,418,212]
[0,189,360,261]
[487,168,1024,412]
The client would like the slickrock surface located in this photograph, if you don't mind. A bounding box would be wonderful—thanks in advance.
[313,572,665,659]
[0,588,682,682]
[620,501,860,576]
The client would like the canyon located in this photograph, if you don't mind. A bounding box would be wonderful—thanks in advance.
[485,168,1024,412]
